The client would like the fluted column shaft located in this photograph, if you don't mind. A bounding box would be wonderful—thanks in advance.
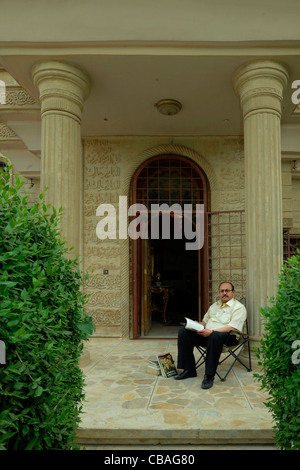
[32,61,90,256]
[234,60,288,345]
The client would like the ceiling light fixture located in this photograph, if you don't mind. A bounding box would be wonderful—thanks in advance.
[155,99,182,116]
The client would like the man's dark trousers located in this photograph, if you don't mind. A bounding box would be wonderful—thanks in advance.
[177,328,238,376]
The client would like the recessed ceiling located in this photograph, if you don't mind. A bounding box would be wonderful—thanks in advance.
[1,51,300,140]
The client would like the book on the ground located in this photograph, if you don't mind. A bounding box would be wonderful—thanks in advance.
[157,352,178,378]
[185,317,204,332]
[147,360,161,376]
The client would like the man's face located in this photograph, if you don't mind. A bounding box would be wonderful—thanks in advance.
[219,283,235,304]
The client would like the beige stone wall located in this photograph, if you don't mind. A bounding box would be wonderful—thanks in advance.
[292,178,300,233]
[282,161,293,228]
[82,136,246,337]
[83,139,122,336]
[282,160,300,233]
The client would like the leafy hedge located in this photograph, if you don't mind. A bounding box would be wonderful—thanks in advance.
[256,251,300,450]
[0,167,94,450]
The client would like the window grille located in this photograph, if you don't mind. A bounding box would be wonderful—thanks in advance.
[283,229,300,260]
[207,210,246,303]
[134,155,206,208]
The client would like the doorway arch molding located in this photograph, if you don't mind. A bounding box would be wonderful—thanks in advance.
[124,144,219,206]
[119,143,219,338]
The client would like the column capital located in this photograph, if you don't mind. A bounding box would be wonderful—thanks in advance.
[233,60,289,119]
[32,60,90,123]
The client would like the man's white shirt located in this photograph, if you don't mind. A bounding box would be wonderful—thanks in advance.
[202,298,247,332]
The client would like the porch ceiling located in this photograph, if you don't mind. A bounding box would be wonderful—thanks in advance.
[1,50,300,140]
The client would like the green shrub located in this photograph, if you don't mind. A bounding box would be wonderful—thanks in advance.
[0,167,94,450]
[256,251,300,450]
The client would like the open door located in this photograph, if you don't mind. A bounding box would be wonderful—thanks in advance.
[131,154,210,338]
[141,238,152,336]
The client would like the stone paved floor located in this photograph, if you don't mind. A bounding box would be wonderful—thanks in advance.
[77,337,275,448]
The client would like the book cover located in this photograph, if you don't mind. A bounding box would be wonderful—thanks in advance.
[157,352,178,378]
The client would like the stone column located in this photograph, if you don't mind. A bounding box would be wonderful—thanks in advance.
[233,60,289,345]
[32,60,90,256]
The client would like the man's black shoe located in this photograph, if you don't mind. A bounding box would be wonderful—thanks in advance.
[174,370,197,380]
[201,375,214,389]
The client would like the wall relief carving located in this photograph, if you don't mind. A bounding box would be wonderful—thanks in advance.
[83,139,121,329]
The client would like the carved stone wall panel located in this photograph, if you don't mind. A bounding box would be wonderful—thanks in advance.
[84,247,120,274]
[85,274,121,290]
[84,191,119,216]
[85,217,120,246]
[5,88,37,107]
[0,122,19,140]
[83,139,121,331]
[86,291,121,309]
[88,308,121,327]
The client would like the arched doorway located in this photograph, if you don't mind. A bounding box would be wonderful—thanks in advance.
[131,154,210,338]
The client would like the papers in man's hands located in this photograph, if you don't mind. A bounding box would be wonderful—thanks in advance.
[185,317,204,332]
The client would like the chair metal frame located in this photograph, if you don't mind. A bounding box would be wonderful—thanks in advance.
[195,298,252,381]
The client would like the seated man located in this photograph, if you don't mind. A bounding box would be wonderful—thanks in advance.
[175,281,247,389]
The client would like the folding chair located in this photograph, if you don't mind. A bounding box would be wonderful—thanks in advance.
[195,298,252,381]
